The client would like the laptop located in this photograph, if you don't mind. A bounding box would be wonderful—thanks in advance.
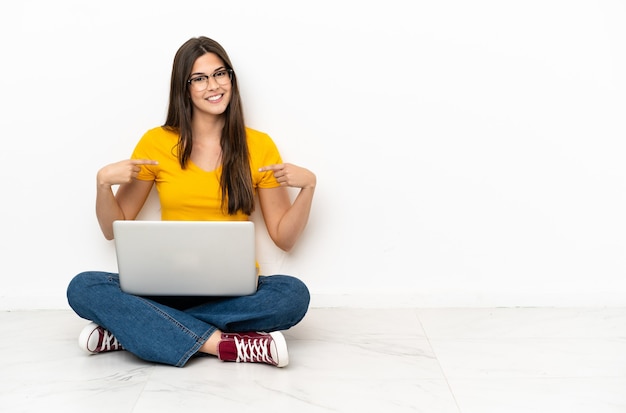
[112,220,258,296]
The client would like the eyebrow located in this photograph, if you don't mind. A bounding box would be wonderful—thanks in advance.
[189,66,227,77]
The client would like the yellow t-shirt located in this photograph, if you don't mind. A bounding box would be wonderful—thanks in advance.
[131,126,282,221]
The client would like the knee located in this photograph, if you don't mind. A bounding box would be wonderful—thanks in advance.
[291,277,311,322]
[290,276,310,310]
[66,271,118,309]
[67,271,97,298]
[270,275,311,323]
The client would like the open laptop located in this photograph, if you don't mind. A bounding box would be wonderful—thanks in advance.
[112,220,258,296]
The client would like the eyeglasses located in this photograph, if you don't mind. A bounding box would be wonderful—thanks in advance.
[187,69,233,91]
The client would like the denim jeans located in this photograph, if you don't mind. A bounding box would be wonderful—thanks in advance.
[66,271,310,367]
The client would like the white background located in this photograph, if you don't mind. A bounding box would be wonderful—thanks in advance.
[1,0,624,309]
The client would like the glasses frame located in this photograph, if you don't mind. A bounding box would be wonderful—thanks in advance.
[187,69,234,91]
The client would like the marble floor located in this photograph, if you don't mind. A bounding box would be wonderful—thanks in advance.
[1,307,625,413]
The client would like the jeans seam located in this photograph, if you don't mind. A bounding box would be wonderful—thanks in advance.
[140,297,214,367]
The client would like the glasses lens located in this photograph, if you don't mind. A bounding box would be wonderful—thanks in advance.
[189,77,207,91]
[214,70,231,85]
[189,71,231,91]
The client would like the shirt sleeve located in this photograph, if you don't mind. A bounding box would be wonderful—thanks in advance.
[130,128,163,181]
[248,129,283,189]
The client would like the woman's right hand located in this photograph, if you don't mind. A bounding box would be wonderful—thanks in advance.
[97,159,158,187]
[95,159,158,240]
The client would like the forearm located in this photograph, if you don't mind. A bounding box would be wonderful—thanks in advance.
[274,186,315,252]
[95,184,124,240]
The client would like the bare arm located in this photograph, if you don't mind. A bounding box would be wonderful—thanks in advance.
[258,163,316,252]
[95,159,157,240]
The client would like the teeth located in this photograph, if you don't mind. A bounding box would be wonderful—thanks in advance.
[208,95,222,101]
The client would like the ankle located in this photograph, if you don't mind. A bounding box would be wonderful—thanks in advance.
[198,330,222,356]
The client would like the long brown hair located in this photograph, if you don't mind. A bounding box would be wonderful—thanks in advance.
[163,36,254,215]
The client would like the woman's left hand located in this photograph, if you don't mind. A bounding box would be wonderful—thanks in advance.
[259,163,316,189]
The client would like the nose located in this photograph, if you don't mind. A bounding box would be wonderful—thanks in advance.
[206,74,220,89]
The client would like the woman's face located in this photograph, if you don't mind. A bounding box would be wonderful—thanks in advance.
[188,52,232,118]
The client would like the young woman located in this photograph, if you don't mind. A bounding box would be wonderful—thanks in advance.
[66,36,315,368]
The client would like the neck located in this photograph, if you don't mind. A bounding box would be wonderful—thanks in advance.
[191,114,225,143]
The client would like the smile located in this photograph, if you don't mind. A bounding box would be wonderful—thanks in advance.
[207,94,223,102]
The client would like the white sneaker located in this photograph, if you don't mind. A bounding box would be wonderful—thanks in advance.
[78,322,124,354]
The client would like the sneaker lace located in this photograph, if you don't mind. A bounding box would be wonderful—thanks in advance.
[234,336,272,364]
[102,330,121,351]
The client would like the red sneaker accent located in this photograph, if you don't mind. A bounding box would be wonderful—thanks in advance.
[217,331,288,367]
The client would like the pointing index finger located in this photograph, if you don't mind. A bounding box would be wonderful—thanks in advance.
[258,163,282,172]
[132,159,159,165]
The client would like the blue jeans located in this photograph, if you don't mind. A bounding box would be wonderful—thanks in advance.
[66,271,310,367]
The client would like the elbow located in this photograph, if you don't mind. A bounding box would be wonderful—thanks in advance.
[101,225,115,241]
[279,243,294,253]
[268,225,300,252]
[274,237,296,253]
